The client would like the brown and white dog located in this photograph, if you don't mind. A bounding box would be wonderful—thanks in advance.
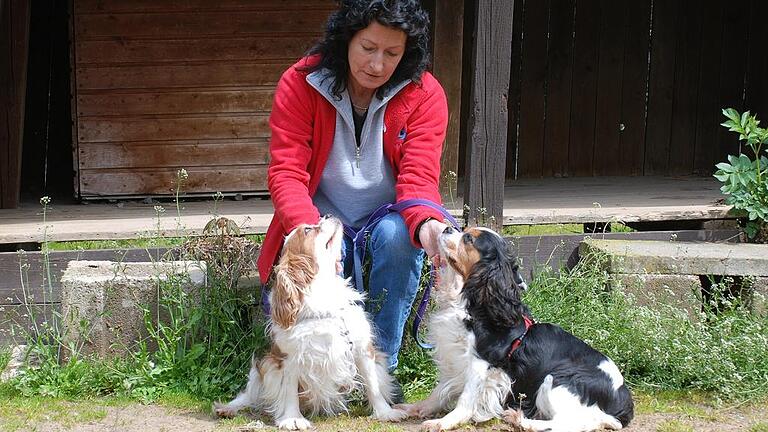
[214,216,407,430]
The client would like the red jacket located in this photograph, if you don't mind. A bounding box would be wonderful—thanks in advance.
[257,57,449,283]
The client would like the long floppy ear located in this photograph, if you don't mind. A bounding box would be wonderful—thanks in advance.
[464,237,528,329]
[271,254,316,329]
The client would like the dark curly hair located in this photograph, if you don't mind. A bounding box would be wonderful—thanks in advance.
[301,0,431,99]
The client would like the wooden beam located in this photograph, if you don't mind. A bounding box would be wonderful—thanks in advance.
[463,0,514,230]
[0,0,30,209]
[432,0,463,201]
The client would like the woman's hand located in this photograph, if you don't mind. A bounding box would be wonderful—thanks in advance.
[418,219,449,268]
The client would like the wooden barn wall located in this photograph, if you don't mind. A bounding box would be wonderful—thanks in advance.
[0,0,31,209]
[71,0,334,198]
[506,0,768,179]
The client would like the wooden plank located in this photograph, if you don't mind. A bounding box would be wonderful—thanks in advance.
[567,0,600,177]
[643,0,678,175]
[517,0,549,178]
[0,176,730,244]
[0,249,169,305]
[75,0,335,13]
[79,165,268,196]
[692,2,724,175]
[432,0,463,198]
[592,0,625,176]
[0,199,278,244]
[0,0,30,209]
[0,304,55,346]
[75,10,331,39]
[668,1,703,176]
[77,114,270,143]
[464,0,514,230]
[76,36,317,65]
[618,0,651,176]
[78,140,270,169]
[542,0,574,178]
[76,63,287,90]
[716,1,749,160]
[745,0,768,121]
[77,89,274,116]
[505,0,524,179]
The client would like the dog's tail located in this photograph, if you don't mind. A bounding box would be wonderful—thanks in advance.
[213,355,263,418]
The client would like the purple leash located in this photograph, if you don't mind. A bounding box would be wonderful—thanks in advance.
[345,199,460,349]
[262,199,460,350]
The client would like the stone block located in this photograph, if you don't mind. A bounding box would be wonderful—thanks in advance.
[581,239,768,276]
[610,273,702,320]
[749,276,768,316]
[60,260,206,358]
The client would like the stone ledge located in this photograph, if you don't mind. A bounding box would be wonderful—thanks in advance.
[580,239,768,276]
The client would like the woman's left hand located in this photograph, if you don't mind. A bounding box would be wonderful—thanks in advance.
[418,219,449,268]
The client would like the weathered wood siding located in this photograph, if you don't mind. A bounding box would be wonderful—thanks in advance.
[506,0,768,179]
[0,0,30,209]
[71,0,334,198]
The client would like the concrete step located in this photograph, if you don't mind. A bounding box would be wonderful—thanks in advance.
[580,239,768,276]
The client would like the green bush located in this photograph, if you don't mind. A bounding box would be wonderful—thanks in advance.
[715,108,768,241]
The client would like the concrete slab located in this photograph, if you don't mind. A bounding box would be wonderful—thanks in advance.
[581,239,768,276]
[751,277,768,316]
[60,260,206,358]
[611,274,702,320]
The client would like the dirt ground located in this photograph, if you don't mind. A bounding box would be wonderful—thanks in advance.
[5,400,767,432]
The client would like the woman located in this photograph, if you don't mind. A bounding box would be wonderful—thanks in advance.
[256,0,449,374]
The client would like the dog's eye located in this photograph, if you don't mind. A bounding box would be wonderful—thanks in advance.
[462,233,474,244]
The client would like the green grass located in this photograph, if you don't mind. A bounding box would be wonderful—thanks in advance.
[634,390,718,419]
[0,389,116,431]
[0,347,9,371]
[501,222,635,236]
[751,423,768,432]
[46,234,264,252]
[657,420,695,432]
[47,237,186,251]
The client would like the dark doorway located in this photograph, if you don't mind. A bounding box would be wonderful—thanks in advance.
[21,0,74,203]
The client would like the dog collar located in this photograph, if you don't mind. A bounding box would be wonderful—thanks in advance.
[506,315,535,358]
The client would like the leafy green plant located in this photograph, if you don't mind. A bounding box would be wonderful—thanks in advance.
[715,108,768,240]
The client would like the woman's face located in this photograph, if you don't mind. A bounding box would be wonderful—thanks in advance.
[347,21,407,93]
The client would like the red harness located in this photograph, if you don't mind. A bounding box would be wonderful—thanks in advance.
[507,315,535,358]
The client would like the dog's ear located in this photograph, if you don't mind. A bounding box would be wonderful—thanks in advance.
[464,235,527,328]
[271,254,315,329]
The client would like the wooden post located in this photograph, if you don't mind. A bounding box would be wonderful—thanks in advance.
[0,0,30,209]
[432,0,463,203]
[463,0,514,230]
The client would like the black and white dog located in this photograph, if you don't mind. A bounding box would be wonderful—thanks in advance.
[440,226,634,432]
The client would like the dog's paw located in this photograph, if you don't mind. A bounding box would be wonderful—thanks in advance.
[501,409,528,432]
[276,417,312,430]
[373,407,409,422]
[212,402,237,418]
[420,419,447,432]
[394,402,431,419]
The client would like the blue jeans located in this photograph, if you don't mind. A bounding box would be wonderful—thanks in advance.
[341,213,424,371]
